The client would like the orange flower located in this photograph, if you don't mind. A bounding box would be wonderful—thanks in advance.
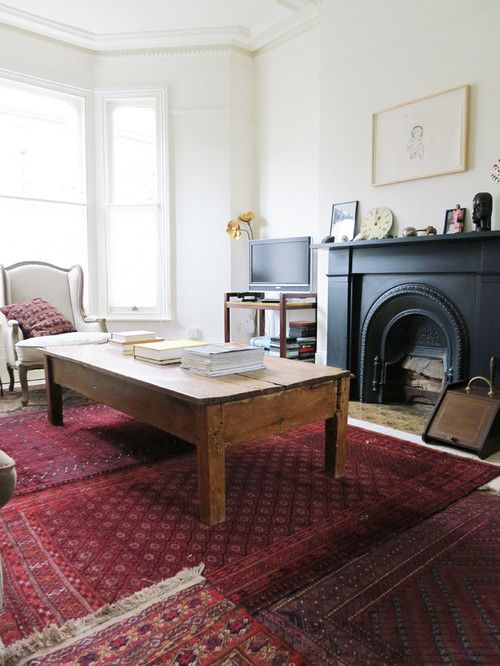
[238,211,254,223]
[226,219,241,240]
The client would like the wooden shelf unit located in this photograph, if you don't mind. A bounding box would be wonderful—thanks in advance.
[224,292,317,359]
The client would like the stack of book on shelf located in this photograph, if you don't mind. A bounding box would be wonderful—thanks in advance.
[134,340,206,365]
[289,320,317,361]
[181,342,265,377]
[267,337,299,359]
[108,330,164,355]
[249,335,271,349]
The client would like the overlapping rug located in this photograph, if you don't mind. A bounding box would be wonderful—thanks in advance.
[3,567,303,666]
[259,491,499,665]
[0,403,498,663]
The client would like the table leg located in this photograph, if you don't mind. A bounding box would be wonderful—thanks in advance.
[196,405,226,525]
[325,375,350,477]
[44,356,63,425]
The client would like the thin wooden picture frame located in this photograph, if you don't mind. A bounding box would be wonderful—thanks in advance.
[371,84,470,186]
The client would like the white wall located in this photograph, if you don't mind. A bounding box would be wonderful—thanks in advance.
[253,27,321,339]
[0,23,93,88]
[320,0,500,236]
[316,0,500,361]
[254,27,320,240]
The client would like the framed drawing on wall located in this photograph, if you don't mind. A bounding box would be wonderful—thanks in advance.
[371,85,469,186]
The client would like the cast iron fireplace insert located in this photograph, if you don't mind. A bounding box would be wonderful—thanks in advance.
[319,231,500,402]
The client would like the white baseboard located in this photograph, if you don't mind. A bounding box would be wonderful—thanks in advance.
[315,350,327,365]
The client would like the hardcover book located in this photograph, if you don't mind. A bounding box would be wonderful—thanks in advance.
[134,339,206,361]
[111,330,157,343]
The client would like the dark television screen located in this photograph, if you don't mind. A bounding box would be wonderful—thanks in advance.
[249,236,311,292]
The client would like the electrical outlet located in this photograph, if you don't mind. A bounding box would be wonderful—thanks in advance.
[187,327,200,340]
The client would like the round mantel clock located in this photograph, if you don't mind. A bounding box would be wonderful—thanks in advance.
[360,206,393,239]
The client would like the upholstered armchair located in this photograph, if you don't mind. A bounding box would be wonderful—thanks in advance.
[0,262,108,405]
[0,449,15,610]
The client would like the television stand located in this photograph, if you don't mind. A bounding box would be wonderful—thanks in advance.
[224,292,317,359]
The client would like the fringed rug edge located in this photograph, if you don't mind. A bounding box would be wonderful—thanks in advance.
[0,564,205,666]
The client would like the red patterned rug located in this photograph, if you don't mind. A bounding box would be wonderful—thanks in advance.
[3,568,303,665]
[0,405,498,656]
[258,491,500,665]
[0,404,189,495]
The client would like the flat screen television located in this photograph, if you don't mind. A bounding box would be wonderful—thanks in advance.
[249,236,312,292]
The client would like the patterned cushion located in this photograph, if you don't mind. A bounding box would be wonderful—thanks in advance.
[0,298,76,338]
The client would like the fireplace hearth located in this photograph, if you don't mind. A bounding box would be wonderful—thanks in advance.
[319,231,500,403]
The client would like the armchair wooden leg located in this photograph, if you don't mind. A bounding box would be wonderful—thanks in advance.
[18,366,29,406]
[7,365,15,392]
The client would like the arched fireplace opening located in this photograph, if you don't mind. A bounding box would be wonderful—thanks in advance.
[359,284,468,405]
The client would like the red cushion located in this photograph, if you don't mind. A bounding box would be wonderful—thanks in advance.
[0,298,76,338]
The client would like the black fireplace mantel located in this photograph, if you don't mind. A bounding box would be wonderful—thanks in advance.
[316,231,500,400]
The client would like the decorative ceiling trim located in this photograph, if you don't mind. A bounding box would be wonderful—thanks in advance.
[0,1,319,53]
[254,16,320,56]
[93,45,238,60]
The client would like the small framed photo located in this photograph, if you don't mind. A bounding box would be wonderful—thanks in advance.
[443,207,466,234]
[330,201,358,241]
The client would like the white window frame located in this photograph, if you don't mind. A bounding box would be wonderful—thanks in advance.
[97,89,171,321]
[0,70,95,305]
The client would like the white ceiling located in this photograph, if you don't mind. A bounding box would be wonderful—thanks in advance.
[0,0,319,51]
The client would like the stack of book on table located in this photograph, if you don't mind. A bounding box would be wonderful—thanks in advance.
[134,339,206,365]
[108,330,164,355]
[289,320,317,361]
[181,342,265,377]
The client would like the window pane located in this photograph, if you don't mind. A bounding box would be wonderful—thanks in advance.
[107,206,159,309]
[0,84,85,202]
[0,198,88,303]
[109,102,157,204]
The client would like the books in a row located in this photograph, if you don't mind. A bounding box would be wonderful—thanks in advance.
[250,333,316,360]
[289,320,317,338]
[110,335,265,376]
[108,330,164,355]
[108,332,206,360]
[134,339,207,364]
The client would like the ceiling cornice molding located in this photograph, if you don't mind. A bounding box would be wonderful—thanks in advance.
[254,15,320,57]
[0,1,319,54]
[93,45,240,60]
[0,15,91,54]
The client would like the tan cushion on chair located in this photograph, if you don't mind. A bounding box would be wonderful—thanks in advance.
[16,332,109,363]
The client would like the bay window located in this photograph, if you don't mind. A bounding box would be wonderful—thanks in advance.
[103,93,168,319]
[0,80,87,276]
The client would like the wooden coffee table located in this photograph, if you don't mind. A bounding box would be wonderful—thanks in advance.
[44,345,350,525]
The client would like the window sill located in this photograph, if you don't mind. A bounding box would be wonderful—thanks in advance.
[105,314,173,322]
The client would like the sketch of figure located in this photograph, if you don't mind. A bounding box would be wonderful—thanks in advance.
[407,125,424,160]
